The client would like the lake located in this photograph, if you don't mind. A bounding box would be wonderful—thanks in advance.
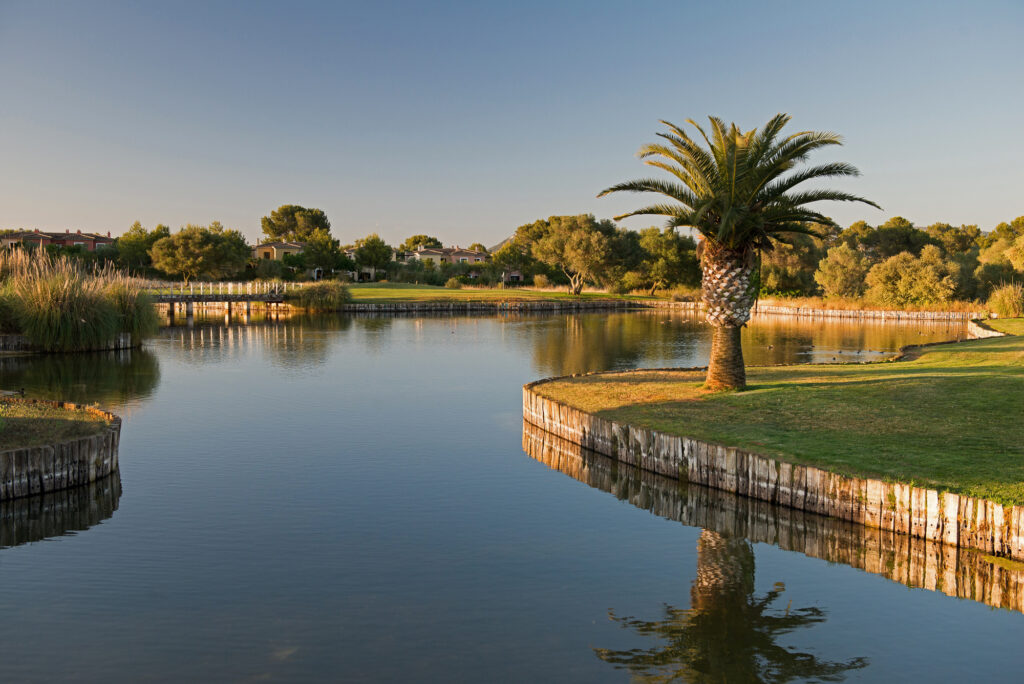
[1,310,1018,682]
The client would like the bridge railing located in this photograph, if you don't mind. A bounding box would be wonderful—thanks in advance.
[141,280,309,297]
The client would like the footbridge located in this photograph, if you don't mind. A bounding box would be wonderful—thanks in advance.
[146,281,308,316]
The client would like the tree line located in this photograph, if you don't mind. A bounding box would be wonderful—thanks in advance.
[761,215,1024,305]
[11,204,1024,304]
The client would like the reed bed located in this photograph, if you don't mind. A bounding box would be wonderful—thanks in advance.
[0,250,158,351]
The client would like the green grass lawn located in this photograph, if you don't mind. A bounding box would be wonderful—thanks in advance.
[535,318,1024,505]
[0,401,110,450]
[347,283,657,303]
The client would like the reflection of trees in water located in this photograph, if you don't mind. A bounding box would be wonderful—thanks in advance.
[350,316,394,333]
[0,473,121,549]
[595,529,867,682]
[529,313,704,376]
[157,310,963,378]
[0,349,160,406]
[161,314,353,368]
[743,315,965,366]
[528,311,966,375]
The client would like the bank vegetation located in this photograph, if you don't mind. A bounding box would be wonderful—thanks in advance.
[0,250,159,352]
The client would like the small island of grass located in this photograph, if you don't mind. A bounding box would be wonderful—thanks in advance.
[532,318,1024,506]
[0,399,112,450]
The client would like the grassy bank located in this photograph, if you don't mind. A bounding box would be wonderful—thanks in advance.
[347,283,657,303]
[534,319,1024,506]
[0,400,111,450]
[349,283,991,312]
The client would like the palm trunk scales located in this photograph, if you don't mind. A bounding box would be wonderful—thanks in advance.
[701,245,756,390]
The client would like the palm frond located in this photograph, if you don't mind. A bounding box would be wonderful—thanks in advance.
[757,162,861,201]
[779,189,881,209]
[612,203,695,222]
[596,178,698,207]
[599,115,878,252]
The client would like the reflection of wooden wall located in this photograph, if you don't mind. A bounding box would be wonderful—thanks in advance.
[0,332,133,352]
[523,422,1024,614]
[0,472,120,548]
[346,301,639,313]
[523,383,1024,564]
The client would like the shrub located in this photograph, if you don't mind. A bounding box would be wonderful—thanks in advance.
[988,283,1024,318]
[974,261,1019,300]
[607,280,629,295]
[814,243,868,298]
[617,270,649,294]
[532,274,550,288]
[254,259,287,280]
[444,277,462,289]
[865,245,958,307]
[285,281,350,312]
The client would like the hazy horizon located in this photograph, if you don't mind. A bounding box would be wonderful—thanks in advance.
[2,0,1021,246]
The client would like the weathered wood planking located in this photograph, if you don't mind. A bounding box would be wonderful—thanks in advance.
[0,399,121,501]
[522,321,1023,561]
[523,421,1024,614]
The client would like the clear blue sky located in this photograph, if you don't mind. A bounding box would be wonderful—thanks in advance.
[1,0,1021,246]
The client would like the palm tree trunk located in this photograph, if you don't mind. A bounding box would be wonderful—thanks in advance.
[692,529,755,609]
[701,243,756,391]
[707,325,745,390]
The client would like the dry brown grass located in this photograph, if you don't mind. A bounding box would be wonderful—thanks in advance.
[0,400,110,449]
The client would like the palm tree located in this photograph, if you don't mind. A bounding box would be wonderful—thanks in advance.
[598,115,879,390]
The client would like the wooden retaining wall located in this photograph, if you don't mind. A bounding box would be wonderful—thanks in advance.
[966,319,1005,339]
[343,299,980,320]
[645,300,978,321]
[0,332,134,353]
[345,300,641,313]
[523,422,1024,614]
[0,399,121,501]
[523,322,1024,561]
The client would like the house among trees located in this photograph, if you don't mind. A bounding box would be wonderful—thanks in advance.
[253,241,305,260]
[406,245,488,264]
[1,229,115,251]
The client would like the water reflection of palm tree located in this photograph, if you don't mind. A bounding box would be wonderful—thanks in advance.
[595,530,867,682]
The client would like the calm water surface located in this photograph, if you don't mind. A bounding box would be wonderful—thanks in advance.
[0,310,1018,682]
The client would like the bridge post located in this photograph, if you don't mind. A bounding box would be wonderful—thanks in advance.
[186,301,194,316]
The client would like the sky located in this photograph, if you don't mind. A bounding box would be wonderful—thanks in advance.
[1,0,1022,247]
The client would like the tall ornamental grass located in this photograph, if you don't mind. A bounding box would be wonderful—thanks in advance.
[105,279,160,344]
[0,250,158,351]
[988,283,1024,318]
[284,281,350,312]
